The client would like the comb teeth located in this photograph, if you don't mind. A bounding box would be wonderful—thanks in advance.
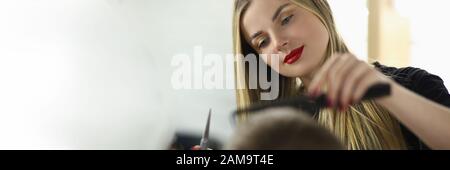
[234,95,318,116]
[232,83,391,117]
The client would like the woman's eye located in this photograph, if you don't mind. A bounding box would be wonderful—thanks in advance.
[257,39,269,49]
[281,15,294,26]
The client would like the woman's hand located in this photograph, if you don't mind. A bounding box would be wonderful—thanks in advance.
[307,53,392,111]
[191,145,202,150]
[191,145,212,150]
[306,53,450,149]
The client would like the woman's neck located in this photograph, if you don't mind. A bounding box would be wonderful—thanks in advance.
[301,76,312,88]
[299,69,318,89]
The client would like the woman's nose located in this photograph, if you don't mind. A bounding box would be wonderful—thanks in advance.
[273,37,289,53]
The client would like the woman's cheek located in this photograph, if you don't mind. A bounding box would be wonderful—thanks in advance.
[260,57,276,72]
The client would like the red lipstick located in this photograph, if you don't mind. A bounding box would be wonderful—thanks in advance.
[284,46,305,64]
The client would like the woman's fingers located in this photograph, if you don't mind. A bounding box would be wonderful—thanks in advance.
[339,61,370,109]
[307,52,391,110]
[351,69,383,104]
[328,54,357,108]
[308,53,361,108]
[191,145,212,150]
[191,145,201,150]
[307,53,341,96]
[308,52,389,110]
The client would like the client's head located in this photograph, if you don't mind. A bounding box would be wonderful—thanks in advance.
[226,107,344,150]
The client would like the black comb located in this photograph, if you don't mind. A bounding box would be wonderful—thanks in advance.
[232,83,391,117]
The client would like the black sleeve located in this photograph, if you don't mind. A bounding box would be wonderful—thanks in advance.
[373,62,450,150]
[373,62,450,108]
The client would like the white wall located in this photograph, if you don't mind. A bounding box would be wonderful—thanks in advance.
[395,0,450,88]
[329,0,368,61]
[0,0,228,149]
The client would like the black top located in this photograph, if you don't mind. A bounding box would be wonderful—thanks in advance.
[373,62,450,150]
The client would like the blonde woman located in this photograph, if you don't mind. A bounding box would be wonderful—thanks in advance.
[232,0,450,149]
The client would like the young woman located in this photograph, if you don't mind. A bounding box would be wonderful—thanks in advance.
[232,0,450,149]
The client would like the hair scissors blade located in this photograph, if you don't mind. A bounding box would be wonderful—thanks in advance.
[199,108,211,150]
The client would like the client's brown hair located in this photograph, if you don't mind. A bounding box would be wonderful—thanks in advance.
[227,107,344,150]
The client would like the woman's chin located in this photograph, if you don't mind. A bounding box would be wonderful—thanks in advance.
[279,66,310,78]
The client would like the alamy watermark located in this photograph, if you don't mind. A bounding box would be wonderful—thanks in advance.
[171,46,281,100]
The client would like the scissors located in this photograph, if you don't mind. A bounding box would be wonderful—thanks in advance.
[199,108,211,150]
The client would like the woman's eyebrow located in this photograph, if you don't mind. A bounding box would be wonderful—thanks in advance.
[272,3,291,22]
[249,3,291,42]
[250,31,263,41]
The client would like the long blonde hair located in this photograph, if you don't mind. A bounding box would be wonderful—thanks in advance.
[232,0,407,150]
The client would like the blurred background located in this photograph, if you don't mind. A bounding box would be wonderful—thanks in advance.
[0,0,449,149]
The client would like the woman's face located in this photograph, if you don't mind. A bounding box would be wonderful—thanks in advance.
[241,0,329,78]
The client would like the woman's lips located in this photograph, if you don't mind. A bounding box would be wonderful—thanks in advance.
[284,45,305,64]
